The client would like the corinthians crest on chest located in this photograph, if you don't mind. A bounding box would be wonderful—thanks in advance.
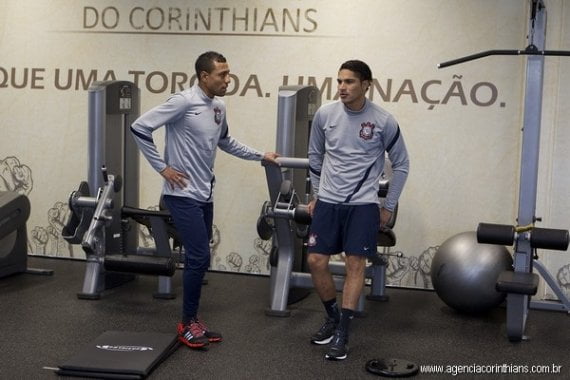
[359,122,375,140]
[214,107,222,124]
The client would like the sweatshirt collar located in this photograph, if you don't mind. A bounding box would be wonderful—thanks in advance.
[195,83,213,102]
[344,98,369,114]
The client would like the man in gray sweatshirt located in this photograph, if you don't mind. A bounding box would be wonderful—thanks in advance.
[130,51,278,349]
[307,60,409,360]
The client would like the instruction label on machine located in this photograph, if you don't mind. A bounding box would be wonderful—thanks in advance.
[119,84,132,111]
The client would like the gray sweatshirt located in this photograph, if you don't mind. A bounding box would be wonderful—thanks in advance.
[130,84,263,202]
[308,99,409,211]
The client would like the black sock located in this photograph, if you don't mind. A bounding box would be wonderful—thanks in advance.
[323,298,340,322]
[338,308,355,334]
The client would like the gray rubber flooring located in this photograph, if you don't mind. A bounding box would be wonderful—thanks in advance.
[0,257,568,379]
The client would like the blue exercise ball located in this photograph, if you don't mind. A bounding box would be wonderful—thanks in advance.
[431,231,513,314]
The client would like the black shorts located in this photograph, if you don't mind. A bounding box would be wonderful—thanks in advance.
[306,200,380,257]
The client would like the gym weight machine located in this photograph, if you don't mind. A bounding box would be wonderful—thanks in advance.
[258,157,399,317]
[0,192,53,278]
[63,81,180,300]
[0,192,31,278]
[439,0,570,342]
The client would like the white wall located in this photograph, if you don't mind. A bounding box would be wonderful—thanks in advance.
[0,0,568,298]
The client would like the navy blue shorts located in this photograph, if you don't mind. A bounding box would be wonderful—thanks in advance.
[306,200,380,257]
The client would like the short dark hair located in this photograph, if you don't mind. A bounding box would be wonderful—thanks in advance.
[339,60,372,82]
[195,51,227,78]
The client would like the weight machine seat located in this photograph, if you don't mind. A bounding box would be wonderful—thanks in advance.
[496,271,539,295]
[122,205,180,246]
[122,206,171,219]
[377,229,396,247]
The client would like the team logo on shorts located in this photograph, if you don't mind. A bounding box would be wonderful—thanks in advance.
[307,233,318,247]
[359,122,375,140]
[214,107,222,124]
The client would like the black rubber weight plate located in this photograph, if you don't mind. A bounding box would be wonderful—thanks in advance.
[365,358,419,377]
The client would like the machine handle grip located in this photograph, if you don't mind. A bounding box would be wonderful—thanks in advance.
[293,204,312,225]
[101,165,109,183]
[263,157,309,169]
[113,174,123,193]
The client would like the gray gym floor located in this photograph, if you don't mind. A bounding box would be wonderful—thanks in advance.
[1,257,568,379]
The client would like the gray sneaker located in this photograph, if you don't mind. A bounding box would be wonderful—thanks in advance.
[324,330,348,360]
[310,317,338,345]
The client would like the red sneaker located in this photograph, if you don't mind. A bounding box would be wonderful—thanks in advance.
[195,318,223,343]
[177,322,209,348]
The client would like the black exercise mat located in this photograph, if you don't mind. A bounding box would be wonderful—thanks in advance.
[57,331,178,379]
